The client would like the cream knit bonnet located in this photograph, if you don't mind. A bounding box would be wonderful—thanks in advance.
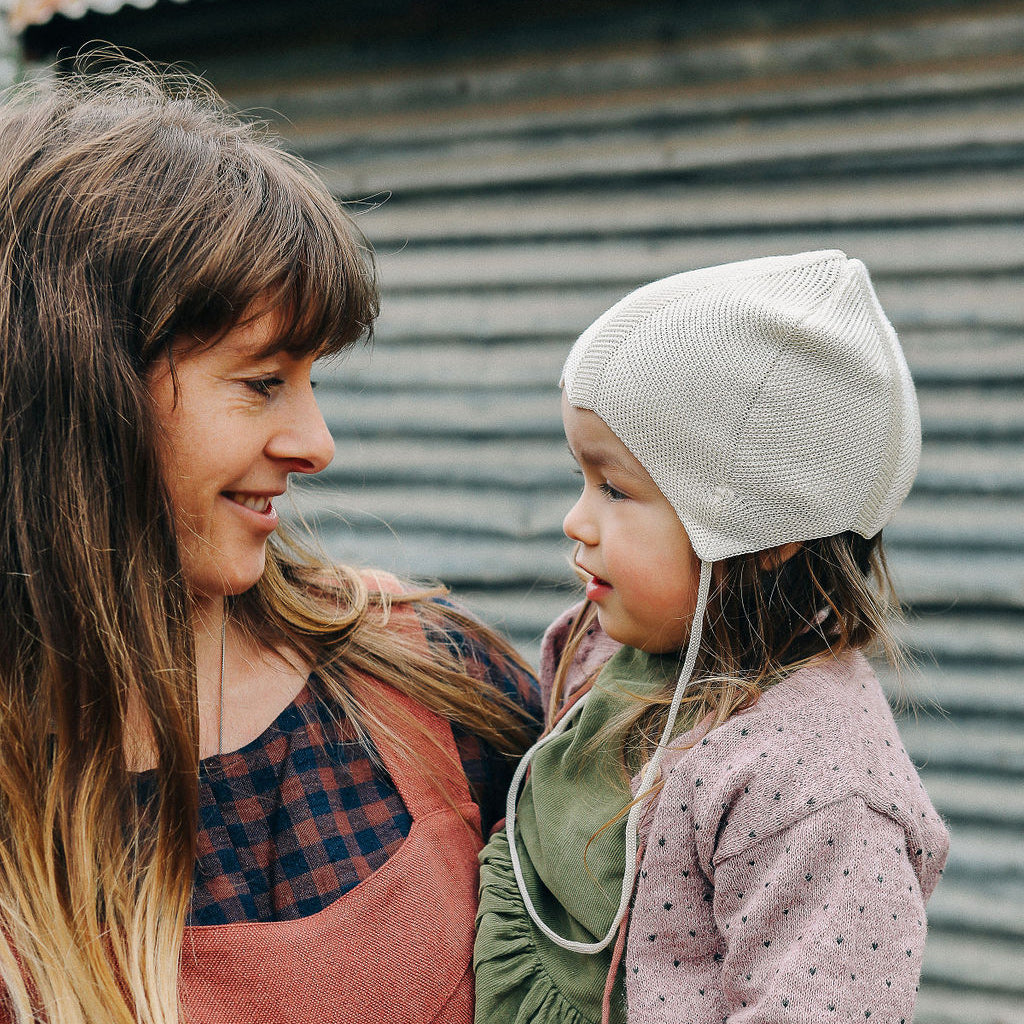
[561,249,920,560]
[506,251,921,959]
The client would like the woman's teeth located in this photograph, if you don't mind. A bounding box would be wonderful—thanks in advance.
[228,493,271,513]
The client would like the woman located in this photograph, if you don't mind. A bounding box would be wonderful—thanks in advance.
[0,64,539,1023]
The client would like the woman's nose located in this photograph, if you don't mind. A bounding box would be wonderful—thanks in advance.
[268,389,336,474]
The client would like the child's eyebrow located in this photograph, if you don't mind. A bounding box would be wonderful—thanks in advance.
[570,442,643,478]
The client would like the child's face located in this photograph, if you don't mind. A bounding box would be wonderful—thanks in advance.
[562,394,701,654]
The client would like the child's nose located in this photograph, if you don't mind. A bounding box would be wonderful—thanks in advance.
[563,496,596,546]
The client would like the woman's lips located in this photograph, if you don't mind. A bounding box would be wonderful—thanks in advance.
[222,491,280,528]
[225,491,273,514]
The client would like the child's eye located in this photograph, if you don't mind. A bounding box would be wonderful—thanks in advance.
[245,377,285,396]
[600,481,627,501]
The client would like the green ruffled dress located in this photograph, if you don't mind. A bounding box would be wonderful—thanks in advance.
[474,646,682,1024]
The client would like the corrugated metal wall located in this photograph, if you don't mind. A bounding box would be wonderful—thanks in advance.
[20,1,1024,1020]
[222,7,1024,1020]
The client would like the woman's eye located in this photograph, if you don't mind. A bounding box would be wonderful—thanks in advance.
[600,481,627,501]
[245,377,284,396]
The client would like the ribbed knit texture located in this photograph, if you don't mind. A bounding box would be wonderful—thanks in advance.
[561,251,920,560]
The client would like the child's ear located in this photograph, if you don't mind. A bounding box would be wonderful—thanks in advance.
[757,542,802,571]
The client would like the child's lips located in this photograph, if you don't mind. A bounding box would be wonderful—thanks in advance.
[581,569,613,601]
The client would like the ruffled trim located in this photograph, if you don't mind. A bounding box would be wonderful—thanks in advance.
[474,828,601,1024]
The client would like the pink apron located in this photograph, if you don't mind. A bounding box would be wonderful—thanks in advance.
[179,675,483,1024]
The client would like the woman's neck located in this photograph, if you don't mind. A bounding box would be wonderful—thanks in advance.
[192,596,228,759]
[191,593,312,758]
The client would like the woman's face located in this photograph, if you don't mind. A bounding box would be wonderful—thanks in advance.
[147,312,335,608]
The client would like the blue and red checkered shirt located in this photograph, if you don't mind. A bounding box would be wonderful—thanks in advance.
[186,599,540,925]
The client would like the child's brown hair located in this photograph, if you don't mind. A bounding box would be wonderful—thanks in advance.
[552,531,904,770]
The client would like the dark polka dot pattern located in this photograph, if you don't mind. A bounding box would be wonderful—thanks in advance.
[618,650,949,1023]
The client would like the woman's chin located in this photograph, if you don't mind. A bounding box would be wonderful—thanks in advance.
[187,562,267,607]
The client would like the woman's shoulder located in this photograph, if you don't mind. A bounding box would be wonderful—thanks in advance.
[307,564,542,734]
[351,568,538,702]
[416,592,541,713]
[413,592,542,834]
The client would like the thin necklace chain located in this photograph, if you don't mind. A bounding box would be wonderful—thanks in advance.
[218,607,226,756]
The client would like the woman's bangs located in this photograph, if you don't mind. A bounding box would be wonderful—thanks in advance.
[247,159,378,360]
[167,148,378,360]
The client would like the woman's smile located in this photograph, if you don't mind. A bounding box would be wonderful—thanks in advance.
[223,491,280,517]
[148,310,335,611]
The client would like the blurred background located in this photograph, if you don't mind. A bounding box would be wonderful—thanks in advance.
[1,1,1022,1020]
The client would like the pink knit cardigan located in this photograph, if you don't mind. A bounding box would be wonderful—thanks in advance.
[540,607,949,1024]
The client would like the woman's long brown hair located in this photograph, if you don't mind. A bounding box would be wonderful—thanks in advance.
[0,62,533,1024]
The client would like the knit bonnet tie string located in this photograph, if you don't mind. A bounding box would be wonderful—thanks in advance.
[506,558,713,955]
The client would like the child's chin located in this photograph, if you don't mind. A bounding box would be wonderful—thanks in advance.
[593,607,622,641]
[599,613,688,655]
[595,611,645,651]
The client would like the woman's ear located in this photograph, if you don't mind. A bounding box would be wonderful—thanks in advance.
[758,542,802,571]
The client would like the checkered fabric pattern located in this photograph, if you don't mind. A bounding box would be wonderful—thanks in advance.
[187,599,540,924]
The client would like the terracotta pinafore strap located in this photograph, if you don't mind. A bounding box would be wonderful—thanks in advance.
[179,627,483,1023]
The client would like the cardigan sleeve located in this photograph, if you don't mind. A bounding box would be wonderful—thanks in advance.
[623,656,946,1024]
[709,796,928,1024]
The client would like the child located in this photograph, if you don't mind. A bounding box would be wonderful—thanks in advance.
[475,251,950,1024]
